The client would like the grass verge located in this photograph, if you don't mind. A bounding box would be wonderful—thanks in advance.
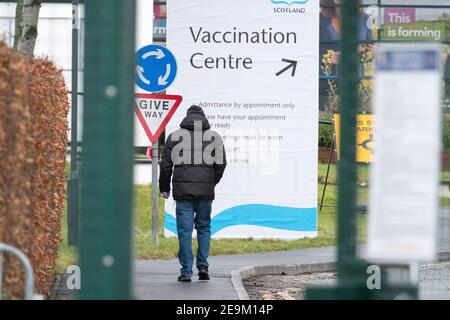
[56,163,448,273]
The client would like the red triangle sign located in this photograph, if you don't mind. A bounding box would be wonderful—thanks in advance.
[135,93,183,143]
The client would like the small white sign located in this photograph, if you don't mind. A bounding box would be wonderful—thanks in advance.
[366,43,442,263]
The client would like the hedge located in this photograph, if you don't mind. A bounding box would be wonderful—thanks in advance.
[0,42,69,299]
[443,114,450,148]
[319,114,334,147]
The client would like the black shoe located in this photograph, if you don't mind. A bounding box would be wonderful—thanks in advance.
[198,267,210,281]
[177,275,192,282]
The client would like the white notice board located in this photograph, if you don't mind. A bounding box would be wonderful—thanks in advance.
[366,44,442,263]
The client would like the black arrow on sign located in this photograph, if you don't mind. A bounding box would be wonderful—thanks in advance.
[358,134,374,154]
[276,59,298,77]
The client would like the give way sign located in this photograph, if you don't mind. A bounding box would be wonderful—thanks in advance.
[135,93,183,143]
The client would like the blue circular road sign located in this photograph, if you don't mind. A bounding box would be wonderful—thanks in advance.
[136,45,177,93]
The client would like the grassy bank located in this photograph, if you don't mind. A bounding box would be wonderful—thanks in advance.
[56,163,449,273]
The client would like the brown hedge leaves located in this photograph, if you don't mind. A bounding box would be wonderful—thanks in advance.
[0,41,69,299]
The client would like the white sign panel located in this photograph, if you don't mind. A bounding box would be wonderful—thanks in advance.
[164,0,320,239]
[367,44,442,263]
[135,0,154,146]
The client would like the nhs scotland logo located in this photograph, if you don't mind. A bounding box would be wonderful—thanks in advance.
[271,0,308,14]
[272,0,309,5]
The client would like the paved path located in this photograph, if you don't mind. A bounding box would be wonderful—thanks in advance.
[53,210,450,300]
[53,246,336,300]
[134,246,336,300]
[244,262,450,300]
[419,262,450,300]
[134,210,450,300]
[439,209,450,252]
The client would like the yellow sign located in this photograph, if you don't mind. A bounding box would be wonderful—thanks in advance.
[333,114,375,163]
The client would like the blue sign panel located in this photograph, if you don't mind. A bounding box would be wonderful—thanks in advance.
[377,50,439,72]
[136,45,177,93]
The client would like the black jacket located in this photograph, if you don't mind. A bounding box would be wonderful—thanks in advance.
[159,106,227,200]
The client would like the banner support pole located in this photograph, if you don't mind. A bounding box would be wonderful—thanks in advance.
[320,138,335,213]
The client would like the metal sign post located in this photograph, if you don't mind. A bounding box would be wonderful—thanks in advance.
[152,141,159,247]
[134,43,181,247]
[133,93,182,247]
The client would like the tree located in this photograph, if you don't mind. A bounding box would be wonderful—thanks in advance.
[13,0,23,49]
[14,0,42,57]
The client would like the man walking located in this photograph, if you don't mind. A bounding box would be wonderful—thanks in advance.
[159,105,227,282]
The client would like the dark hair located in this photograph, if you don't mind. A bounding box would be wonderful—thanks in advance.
[320,0,337,19]
[321,0,363,18]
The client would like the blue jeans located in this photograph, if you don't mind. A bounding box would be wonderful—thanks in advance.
[176,199,212,277]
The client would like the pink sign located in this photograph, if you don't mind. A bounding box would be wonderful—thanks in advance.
[384,8,416,25]
[154,4,167,19]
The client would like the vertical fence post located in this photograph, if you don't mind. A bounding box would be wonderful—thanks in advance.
[337,0,359,284]
[306,0,367,300]
[68,0,80,247]
[80,0,136,299]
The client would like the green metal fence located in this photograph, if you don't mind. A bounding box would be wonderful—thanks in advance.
[79,0,135,300]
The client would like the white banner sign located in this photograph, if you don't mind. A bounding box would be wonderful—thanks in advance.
[367,44,442,262]
[165,0,320,239]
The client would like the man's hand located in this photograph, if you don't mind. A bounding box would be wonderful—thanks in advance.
[161,192,170,199]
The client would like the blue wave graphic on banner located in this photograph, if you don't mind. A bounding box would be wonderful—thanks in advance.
[164,204,317,236]
[271,0,309,6]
